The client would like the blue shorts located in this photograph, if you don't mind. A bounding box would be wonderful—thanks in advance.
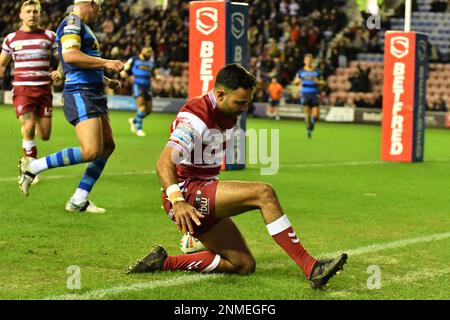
[63,85,108,126]
[269,99,280,107]
[301,92,319,107]
[133,83,152,100]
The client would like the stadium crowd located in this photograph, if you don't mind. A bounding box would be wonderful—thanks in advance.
[1,0,449,112]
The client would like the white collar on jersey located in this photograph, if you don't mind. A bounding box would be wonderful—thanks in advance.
[207,90,217,109]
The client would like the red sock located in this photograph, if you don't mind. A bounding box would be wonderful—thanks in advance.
[267,214,317,278]
[162,251,221,273]
[22,140,37,158]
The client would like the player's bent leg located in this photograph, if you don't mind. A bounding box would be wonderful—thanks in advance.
[196,218,256,275]
[131,97,148,137]
[18,117,104,196]
[304,106,312,138]
[75,117,104,162]
[67,115,111,213]
[146,100,153,114]
[35,116,52,141]
[214,181,320,282]
[100,114,115,158]
[310,106,319,131]
[126,218,255,275]
[215,181,282,223]
[19,113,37,158]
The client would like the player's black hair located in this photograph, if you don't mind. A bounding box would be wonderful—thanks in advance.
[215,63,256,91]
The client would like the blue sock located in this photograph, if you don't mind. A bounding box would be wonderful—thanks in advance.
[310,117,315,131]
[134,111,148,131]
[77,155,108,193]
[45,148,83,169]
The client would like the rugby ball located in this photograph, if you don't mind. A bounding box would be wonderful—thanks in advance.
[179,232,207,254]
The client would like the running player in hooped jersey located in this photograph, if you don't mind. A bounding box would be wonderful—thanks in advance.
[17,0,124,214]
[0,0,62,182]
[294,54,324,139]
[121,47,155,137]
[125,64,347,289]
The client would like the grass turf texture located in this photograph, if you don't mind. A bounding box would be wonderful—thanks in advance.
[0,105,449,300]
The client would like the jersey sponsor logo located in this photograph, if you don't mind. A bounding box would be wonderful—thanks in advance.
[15,53,49,61]
[195,7,218,35]
[390,36,409,59]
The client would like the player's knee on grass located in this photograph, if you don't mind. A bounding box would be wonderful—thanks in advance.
[233,255,256,275]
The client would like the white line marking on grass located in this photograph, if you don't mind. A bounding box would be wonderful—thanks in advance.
[322,231,450,258]
[46,273,225,300]
[2,158,450,183]
[44,231,450,300]
[283,160,384,168]
[0,170,156,182]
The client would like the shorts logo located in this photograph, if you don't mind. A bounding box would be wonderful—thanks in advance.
[44,107,52,117]
[196,7,218,35]
[197,197,209,214]
[17,105,24,114]
[390,36,409,59]
[231,12,245,39]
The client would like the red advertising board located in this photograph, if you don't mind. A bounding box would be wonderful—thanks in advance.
[189,1,227,98]
[381,31,428,162]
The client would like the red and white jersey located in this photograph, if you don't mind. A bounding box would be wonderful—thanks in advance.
[1,28,58,86]
[168,91,237,182]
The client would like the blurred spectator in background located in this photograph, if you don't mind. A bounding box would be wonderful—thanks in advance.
[266,77,284,120]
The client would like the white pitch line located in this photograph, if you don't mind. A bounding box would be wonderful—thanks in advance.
[279,158,450,169]
[5,157,447,184]
[2,158,450,183]
[0,170,156,182]
[322,231,450,258]
[46,273,224,300]
[44,231,450,300]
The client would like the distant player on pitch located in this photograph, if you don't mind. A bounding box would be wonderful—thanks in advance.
[17,0,124,213]
[126,64,347,289]
[121,46,156,137]
[293,54,324,139]
[0,0,62,183]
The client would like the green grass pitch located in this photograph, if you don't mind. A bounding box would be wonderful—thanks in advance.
[0,105,449,300]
